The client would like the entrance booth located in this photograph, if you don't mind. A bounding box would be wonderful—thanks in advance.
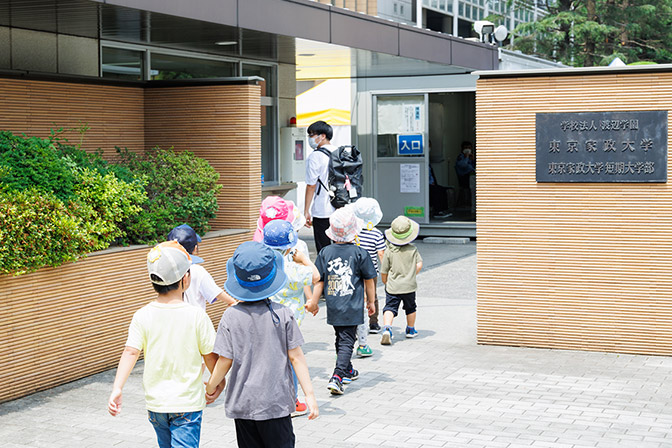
[355,73,481,237]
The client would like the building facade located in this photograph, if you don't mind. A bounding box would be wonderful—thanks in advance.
[0,0,500,401]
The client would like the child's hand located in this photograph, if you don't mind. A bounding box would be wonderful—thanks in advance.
[367,301,375,316]
[108,388,123,416]
[292,249,305,263]
[306,394,319,420]
[205,378,226,404]
[305,301,319,316]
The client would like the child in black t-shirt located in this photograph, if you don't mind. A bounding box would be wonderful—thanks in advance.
[306,208,377,395]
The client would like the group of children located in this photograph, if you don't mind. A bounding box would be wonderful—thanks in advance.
[108,196,423,448]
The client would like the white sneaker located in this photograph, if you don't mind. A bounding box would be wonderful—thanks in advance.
[381,328,393,345]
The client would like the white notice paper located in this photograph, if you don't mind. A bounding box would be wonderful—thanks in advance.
[403,105,423,133]
[400,164,420,193]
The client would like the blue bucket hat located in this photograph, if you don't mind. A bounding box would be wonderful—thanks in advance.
[167,224,204,264]
[263,220,298,251]
[225,241,288,302]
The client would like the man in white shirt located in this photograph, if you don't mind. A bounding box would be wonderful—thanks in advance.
[304,120,338,255]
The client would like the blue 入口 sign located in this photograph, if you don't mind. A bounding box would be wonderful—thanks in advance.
[397,134,424,156]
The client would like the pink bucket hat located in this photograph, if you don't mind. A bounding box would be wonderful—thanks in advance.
[253,196,296,242]
[325,207,363,243]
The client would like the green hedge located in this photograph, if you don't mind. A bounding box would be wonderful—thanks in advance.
[0,188,90,275]
[0,131,77,201]
[0,131,221,275]
[114,147,222,244]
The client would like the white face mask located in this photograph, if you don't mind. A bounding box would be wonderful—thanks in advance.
[308,135,320,150]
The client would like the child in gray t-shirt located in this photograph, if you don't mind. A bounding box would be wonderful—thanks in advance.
[205,242,318,447]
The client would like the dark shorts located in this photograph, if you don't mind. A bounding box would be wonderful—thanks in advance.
[383,291,417,317]
[234,415,295,448]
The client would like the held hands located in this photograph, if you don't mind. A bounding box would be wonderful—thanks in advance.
[305,301,319,316]
[205,378,226,404]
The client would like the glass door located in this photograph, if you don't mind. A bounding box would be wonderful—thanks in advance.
[373,94,429,224]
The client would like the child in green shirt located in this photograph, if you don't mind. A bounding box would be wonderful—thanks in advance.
[380,216,423,345]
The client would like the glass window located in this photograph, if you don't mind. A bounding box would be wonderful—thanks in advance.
[376,96,425,158]
[102,47,144,80]
[465,5,471,18]
[150,53,236,80]
[242,64,275,97]
[458,2,464,16]
[243,64,277,183]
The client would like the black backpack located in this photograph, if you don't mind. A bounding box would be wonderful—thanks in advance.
[316,145,363,208]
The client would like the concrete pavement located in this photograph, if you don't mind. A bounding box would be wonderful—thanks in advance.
[2,240,672,447]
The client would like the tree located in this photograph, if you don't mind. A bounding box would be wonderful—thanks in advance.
[505,0,672,67]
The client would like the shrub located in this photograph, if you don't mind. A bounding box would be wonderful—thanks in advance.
[70,168,146,251]
[0,189,91,275]
[0,131,148,273]
[0,131,222,274]
[0,131,76,201]
[115,147,222,244]
[56,142,135,184]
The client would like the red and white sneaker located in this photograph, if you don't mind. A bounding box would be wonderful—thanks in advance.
[291,398,308,417]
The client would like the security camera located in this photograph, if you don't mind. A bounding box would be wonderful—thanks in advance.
[474,20,495,42]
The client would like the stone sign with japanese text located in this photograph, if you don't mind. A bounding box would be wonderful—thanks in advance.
[536,111,667,182]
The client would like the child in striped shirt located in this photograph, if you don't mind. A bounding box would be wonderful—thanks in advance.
[347,198,385,357]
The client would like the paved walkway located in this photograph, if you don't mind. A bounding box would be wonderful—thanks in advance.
[3,242,672,447]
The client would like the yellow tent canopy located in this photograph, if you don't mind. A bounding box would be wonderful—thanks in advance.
[296,79,351,127]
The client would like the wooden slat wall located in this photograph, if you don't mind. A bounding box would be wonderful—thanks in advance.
[0,78,263,402]
[0,78,145,154]
[0,78,262,230]
[476,72,672,356]
[0,232,252,404]
[144,85,262,231]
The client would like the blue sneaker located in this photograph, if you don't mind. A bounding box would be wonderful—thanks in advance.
[405,326,418,338]
[381,327,393,345]
[342,369,359,384]
[327,376,344,395]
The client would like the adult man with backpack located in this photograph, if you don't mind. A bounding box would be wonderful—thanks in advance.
[305,120,364,255]
[304,121,338,255]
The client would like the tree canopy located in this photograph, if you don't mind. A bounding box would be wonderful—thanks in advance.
[505,0,672,67]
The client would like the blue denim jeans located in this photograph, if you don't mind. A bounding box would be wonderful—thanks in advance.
[148,411,202,448]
